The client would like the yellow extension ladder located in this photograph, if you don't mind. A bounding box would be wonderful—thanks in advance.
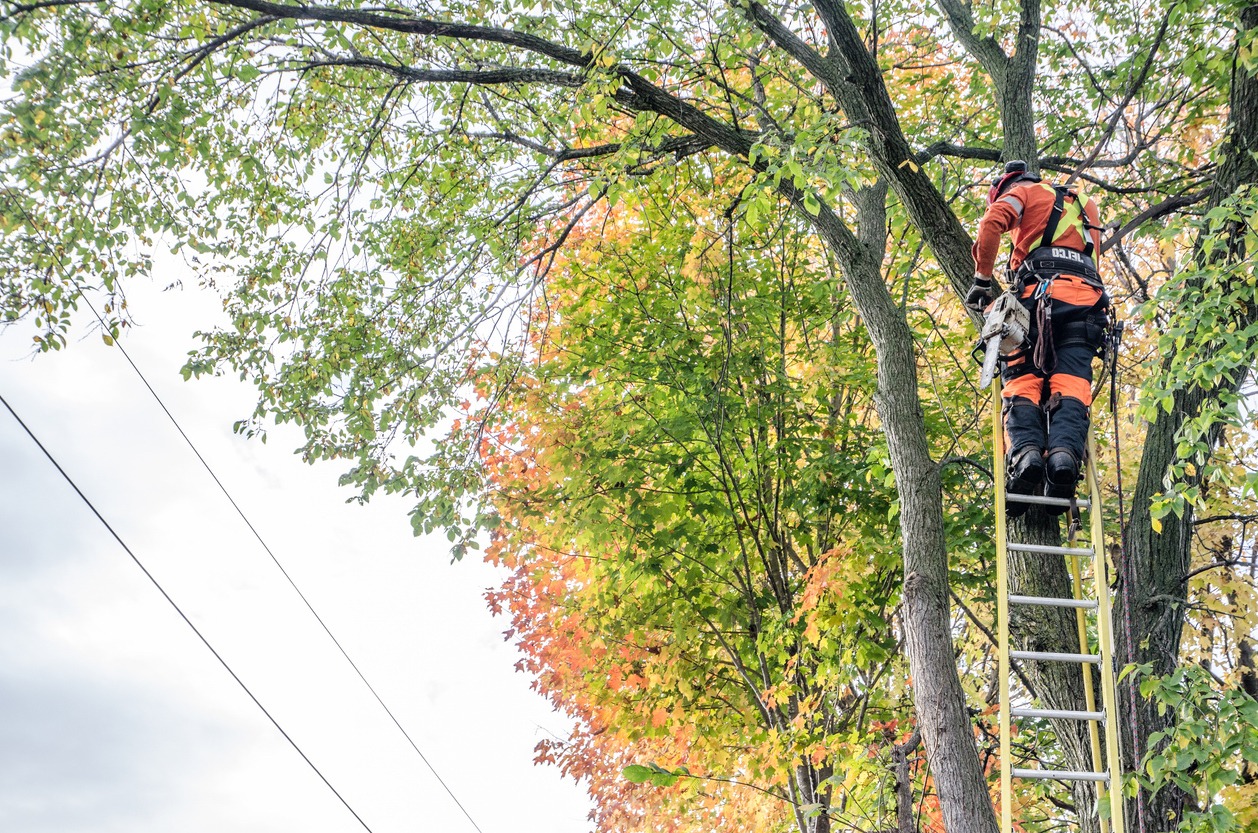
[992,388,1126,833]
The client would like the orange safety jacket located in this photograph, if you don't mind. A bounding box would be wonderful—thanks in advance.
[973,180,1103,306]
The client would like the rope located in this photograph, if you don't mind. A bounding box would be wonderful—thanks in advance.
[1109,321,1148,833]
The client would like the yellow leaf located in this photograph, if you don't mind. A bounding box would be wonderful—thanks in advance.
[897,158,919,173]
[102,333,114,346]
[1184,462,1196,477]
[1151,517,1163,534]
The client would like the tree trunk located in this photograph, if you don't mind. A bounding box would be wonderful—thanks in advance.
[1115,7,1258,829]
[996,0,1041,169]
[809,200,999,833]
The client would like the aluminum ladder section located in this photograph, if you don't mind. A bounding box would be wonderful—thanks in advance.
[992,386,1125,833]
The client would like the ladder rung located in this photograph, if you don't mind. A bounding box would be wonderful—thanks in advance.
[1012,707,1105,721]
[1007,542,1095,557]
[1008,594,1099,610]
[1012,767,1109,783]
[1005,493,1091,509]
[1011,650,1101,663]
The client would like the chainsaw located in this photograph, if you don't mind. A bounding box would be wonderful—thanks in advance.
[976,292,1031,388]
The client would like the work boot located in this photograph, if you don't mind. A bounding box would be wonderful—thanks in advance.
[1006,446,1045,517]
[1045,448,1080,514]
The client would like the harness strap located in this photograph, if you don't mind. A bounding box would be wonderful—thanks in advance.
[1013,251,1104,295]
[1000,357,1038,380]
[1039,187,1067,253]
[1055,319,1105,350]
[1037,185,1094,256]
[1021,250,1102,284]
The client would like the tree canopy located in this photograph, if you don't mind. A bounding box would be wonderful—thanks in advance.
[3,0,1258,830]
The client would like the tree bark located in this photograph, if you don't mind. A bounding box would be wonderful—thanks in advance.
[1115,7,1258,829]
[933,0,1041,169]
[808,198,999,833]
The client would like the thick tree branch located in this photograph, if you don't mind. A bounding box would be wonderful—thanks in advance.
[0,0,93,16]
[932,0,1008,82]
[915,141,1001,164]
[743,2,844,91]
[471,131,711,162]
[1009,0,1041,93]
[805,0,971,300]
[302,56,585,87]
[210,0,592,67]
[1101,190,1211,254]
[933,0,1039,166]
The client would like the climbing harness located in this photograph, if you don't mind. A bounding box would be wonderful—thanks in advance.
[992,380,1127,833]
[1008,182,1106,294]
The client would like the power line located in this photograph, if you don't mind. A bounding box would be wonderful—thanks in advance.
[78,293,488,833]
[3,188,486,833]
[0,391,378,833]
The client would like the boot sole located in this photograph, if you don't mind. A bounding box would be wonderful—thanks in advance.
[1007,463,1045,497]
[1044,475,1079,515]
[1005,457,1044,517]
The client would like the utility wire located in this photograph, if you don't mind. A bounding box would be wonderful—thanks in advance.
[75,292,487,833]
[0,391,377,833]
[3,188,486,833]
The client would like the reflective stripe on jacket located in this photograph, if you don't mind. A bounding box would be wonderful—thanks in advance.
[972,181,1102,277]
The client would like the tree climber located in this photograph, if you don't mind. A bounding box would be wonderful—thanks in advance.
[966,161,1109,516]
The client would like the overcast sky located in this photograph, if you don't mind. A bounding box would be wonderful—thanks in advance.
[0,277,593,832]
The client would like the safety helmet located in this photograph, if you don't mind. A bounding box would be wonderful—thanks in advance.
[987,160,1031,205]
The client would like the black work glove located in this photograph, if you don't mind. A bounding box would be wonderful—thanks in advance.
[965,275,994,312]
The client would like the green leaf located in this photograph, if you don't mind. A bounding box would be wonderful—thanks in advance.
[622,764,654,783]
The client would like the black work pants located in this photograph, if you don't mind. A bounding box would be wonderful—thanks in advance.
[1001,280,1105,461]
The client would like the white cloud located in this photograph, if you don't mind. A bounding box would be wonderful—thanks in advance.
[0,280,592,833]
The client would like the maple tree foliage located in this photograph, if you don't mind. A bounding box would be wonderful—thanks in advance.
[4,0,1258,830]
[475,175,944,831]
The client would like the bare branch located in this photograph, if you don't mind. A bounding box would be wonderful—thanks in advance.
[932,0,1008,82]
[1064,11,1173,185]
[939,455,994,480]
[300,56,584,87]
[1101,189,1211,253]
[1195,513,1258,526]
[470,131,711,162]
[744,1,849,98]
[209,0,591,67]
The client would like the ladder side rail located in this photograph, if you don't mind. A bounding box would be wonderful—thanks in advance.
[1087,431,1127,833]
[994,383,1014,833]
[1071,546,1110,833]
